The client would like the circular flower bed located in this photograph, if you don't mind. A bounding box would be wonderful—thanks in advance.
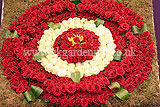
[1,0,155,106]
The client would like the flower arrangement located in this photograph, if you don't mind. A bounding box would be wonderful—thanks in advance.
[1,0,155,106]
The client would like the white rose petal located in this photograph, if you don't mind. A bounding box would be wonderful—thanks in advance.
[57,69,67,77]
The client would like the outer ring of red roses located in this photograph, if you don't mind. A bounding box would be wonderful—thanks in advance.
[1,0,155,106]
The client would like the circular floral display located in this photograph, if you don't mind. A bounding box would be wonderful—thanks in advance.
[1,0,155,106]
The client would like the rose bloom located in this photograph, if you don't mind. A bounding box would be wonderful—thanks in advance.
[67,3,75,11]
[118,23,130,31]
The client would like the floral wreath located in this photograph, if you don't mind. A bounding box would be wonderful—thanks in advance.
[1,0,155,106]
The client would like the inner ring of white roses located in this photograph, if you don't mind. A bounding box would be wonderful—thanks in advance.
[37,18,116,78]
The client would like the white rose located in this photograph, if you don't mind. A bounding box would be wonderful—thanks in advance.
[98,64,105,71]
[68,18,73,23]
[66,72,71,78]
[61,64,68,70]
[69,63,75,68]
[50,59,57,65]
[44,41,51,46]
[45,63,53,71]
[84,70,92,77]
[91,67,100,75]
[68,67,75,73]
[57,69,67,77]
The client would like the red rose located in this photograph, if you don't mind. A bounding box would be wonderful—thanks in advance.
[77,3,86,13]
[146,51,154,57]
[23,85,31,92]
[125,78,134,84]
[49,95,57,103]
[42,94,51,101]
[144,61,152,67]
[118,17,125,24]
[22,69,33,79]
[135,76,144,84]
[97,95,105,103]
[10,72,23,82]
[121,64,130,73]
[67,3,75,11]
[93,97,100,106]
[54,4,63,13]
[18,61,27,67]
[16,86,24,94]
[118,23,130,31]
[142,67,151,74]
[68,98,76,106]
[81,0,91,4]
[113,14,121,21]
[107,70,117,79]
[93,84,101,93]
[1,59,9,65]
[80,82,87,91]
[101,77,110,86]
[124,73,130,78]
[116,67,125,76]
[11,81,19,89]
[3,68,13,78]
[140,72,148,80]
[75,97,81,106]
[73,37,80,43]
[118,78,126,86]
[65,84,76,94]
[44,79,53,86]
[53,86,62,96]
[61,97,69,107]
[27,27,35,34]
[81,98,89,107]
[11,66,18,73]
[124,84,135,92]
[67,56,73,63]
[36,72,46,82]
[86,83,95,93]
[46,83,54,93]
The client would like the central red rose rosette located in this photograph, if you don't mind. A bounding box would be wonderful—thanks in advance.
[53,28,100,63]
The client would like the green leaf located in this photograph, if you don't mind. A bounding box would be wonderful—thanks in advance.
[140,23,149,34]
[131,24,149,35]
[12,31,19,38]
[131,26,140,34]
[108,82,120,93]
[48,22,61,30]
[1,30,19,39]
[23,98,28,103]
[23,85,43,103]
[113,50,123,61]
[94,18,105,27]
[32,51,47,61]
[31,85,43,98]
[135,74,139,77]
[23,91,35,103]
[70,0,81,5]
[115,89,129,100]
[71,72,81,83]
